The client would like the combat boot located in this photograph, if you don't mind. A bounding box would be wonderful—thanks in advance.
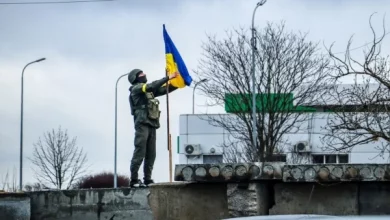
[143,179,155,187]
[130,179,146,188]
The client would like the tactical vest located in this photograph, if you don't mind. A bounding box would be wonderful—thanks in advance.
[145,92,160,119]
[130,92,160,120]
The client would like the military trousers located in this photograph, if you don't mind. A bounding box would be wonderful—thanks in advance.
[130,123,156,181]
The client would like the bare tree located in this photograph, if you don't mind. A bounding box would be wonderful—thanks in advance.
[321,14,390,158]
[11,166,16,192]
[1,169,9,192]
[1,166,18,192]
[195,21,331,162]
[29,126,88,189]
[221,136,245,163]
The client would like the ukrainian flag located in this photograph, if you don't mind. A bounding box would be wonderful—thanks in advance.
[163,24,192,88]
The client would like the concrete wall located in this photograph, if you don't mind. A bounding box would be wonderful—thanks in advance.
[227,182,390,217]
[175,163,390,217]
[27,184,231,220]
[28,188,152,220]
[149,182,230,220]
[2,179,390,219]
[1,182,390,219]
[270,182,359,215]
[0,185,247,220]
[0,193,30,220]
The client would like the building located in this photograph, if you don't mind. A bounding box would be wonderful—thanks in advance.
[177,84,390,165]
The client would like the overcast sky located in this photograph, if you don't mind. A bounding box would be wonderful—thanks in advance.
[1,0,389,188]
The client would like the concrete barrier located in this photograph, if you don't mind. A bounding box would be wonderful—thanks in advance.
[148,182,230,220]
[176,163,390,217]
[269,182,390,215]
[2,163,390,220]
[28,188,152,220]
[26,183,230,220]
[0,193,30,220]
[2,184,230,220]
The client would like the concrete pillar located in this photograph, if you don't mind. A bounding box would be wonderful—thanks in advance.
[255,182,272,215]
[0,193,30,220]
[148,182,229,220]
[227,183,257,217]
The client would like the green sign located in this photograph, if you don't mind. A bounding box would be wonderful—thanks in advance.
[224,93,316,113]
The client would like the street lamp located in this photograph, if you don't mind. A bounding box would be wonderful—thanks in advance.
[192,78,208,114]
[251,0,266,155]
[114,72,129,188]
[20,57,46,191]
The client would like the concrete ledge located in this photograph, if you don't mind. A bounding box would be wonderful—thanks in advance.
[0,193,30,220]
[174,162,285,182]
[148,182,229,220]
[283,164,390,182]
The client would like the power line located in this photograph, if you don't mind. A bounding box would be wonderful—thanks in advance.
[0,0,116,5]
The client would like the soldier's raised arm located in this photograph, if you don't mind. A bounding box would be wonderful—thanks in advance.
[154,83,178,97]
[129,70,178,94]
[153,69,179,97]
[131,76,168,94]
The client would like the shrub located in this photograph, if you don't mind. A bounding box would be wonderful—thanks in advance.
[75,172,130,189]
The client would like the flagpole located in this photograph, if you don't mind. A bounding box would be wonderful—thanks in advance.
[169,133,172,182]
[166,70,173,182]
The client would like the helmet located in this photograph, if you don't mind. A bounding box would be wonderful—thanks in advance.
[128,69,143,84]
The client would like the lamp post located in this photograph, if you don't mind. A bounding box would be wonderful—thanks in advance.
[192,78,208,114]
[20,57,46,191]
[114,72,129,188]
[251,0,266,155]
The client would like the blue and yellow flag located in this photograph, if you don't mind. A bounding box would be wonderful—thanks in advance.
[163,24,192,88]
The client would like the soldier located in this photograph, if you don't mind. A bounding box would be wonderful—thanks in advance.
[128,68,179,187]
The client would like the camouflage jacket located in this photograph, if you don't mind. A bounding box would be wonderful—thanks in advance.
[129,76,178,128]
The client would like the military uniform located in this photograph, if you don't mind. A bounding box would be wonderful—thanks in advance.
[128,69,177,187]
